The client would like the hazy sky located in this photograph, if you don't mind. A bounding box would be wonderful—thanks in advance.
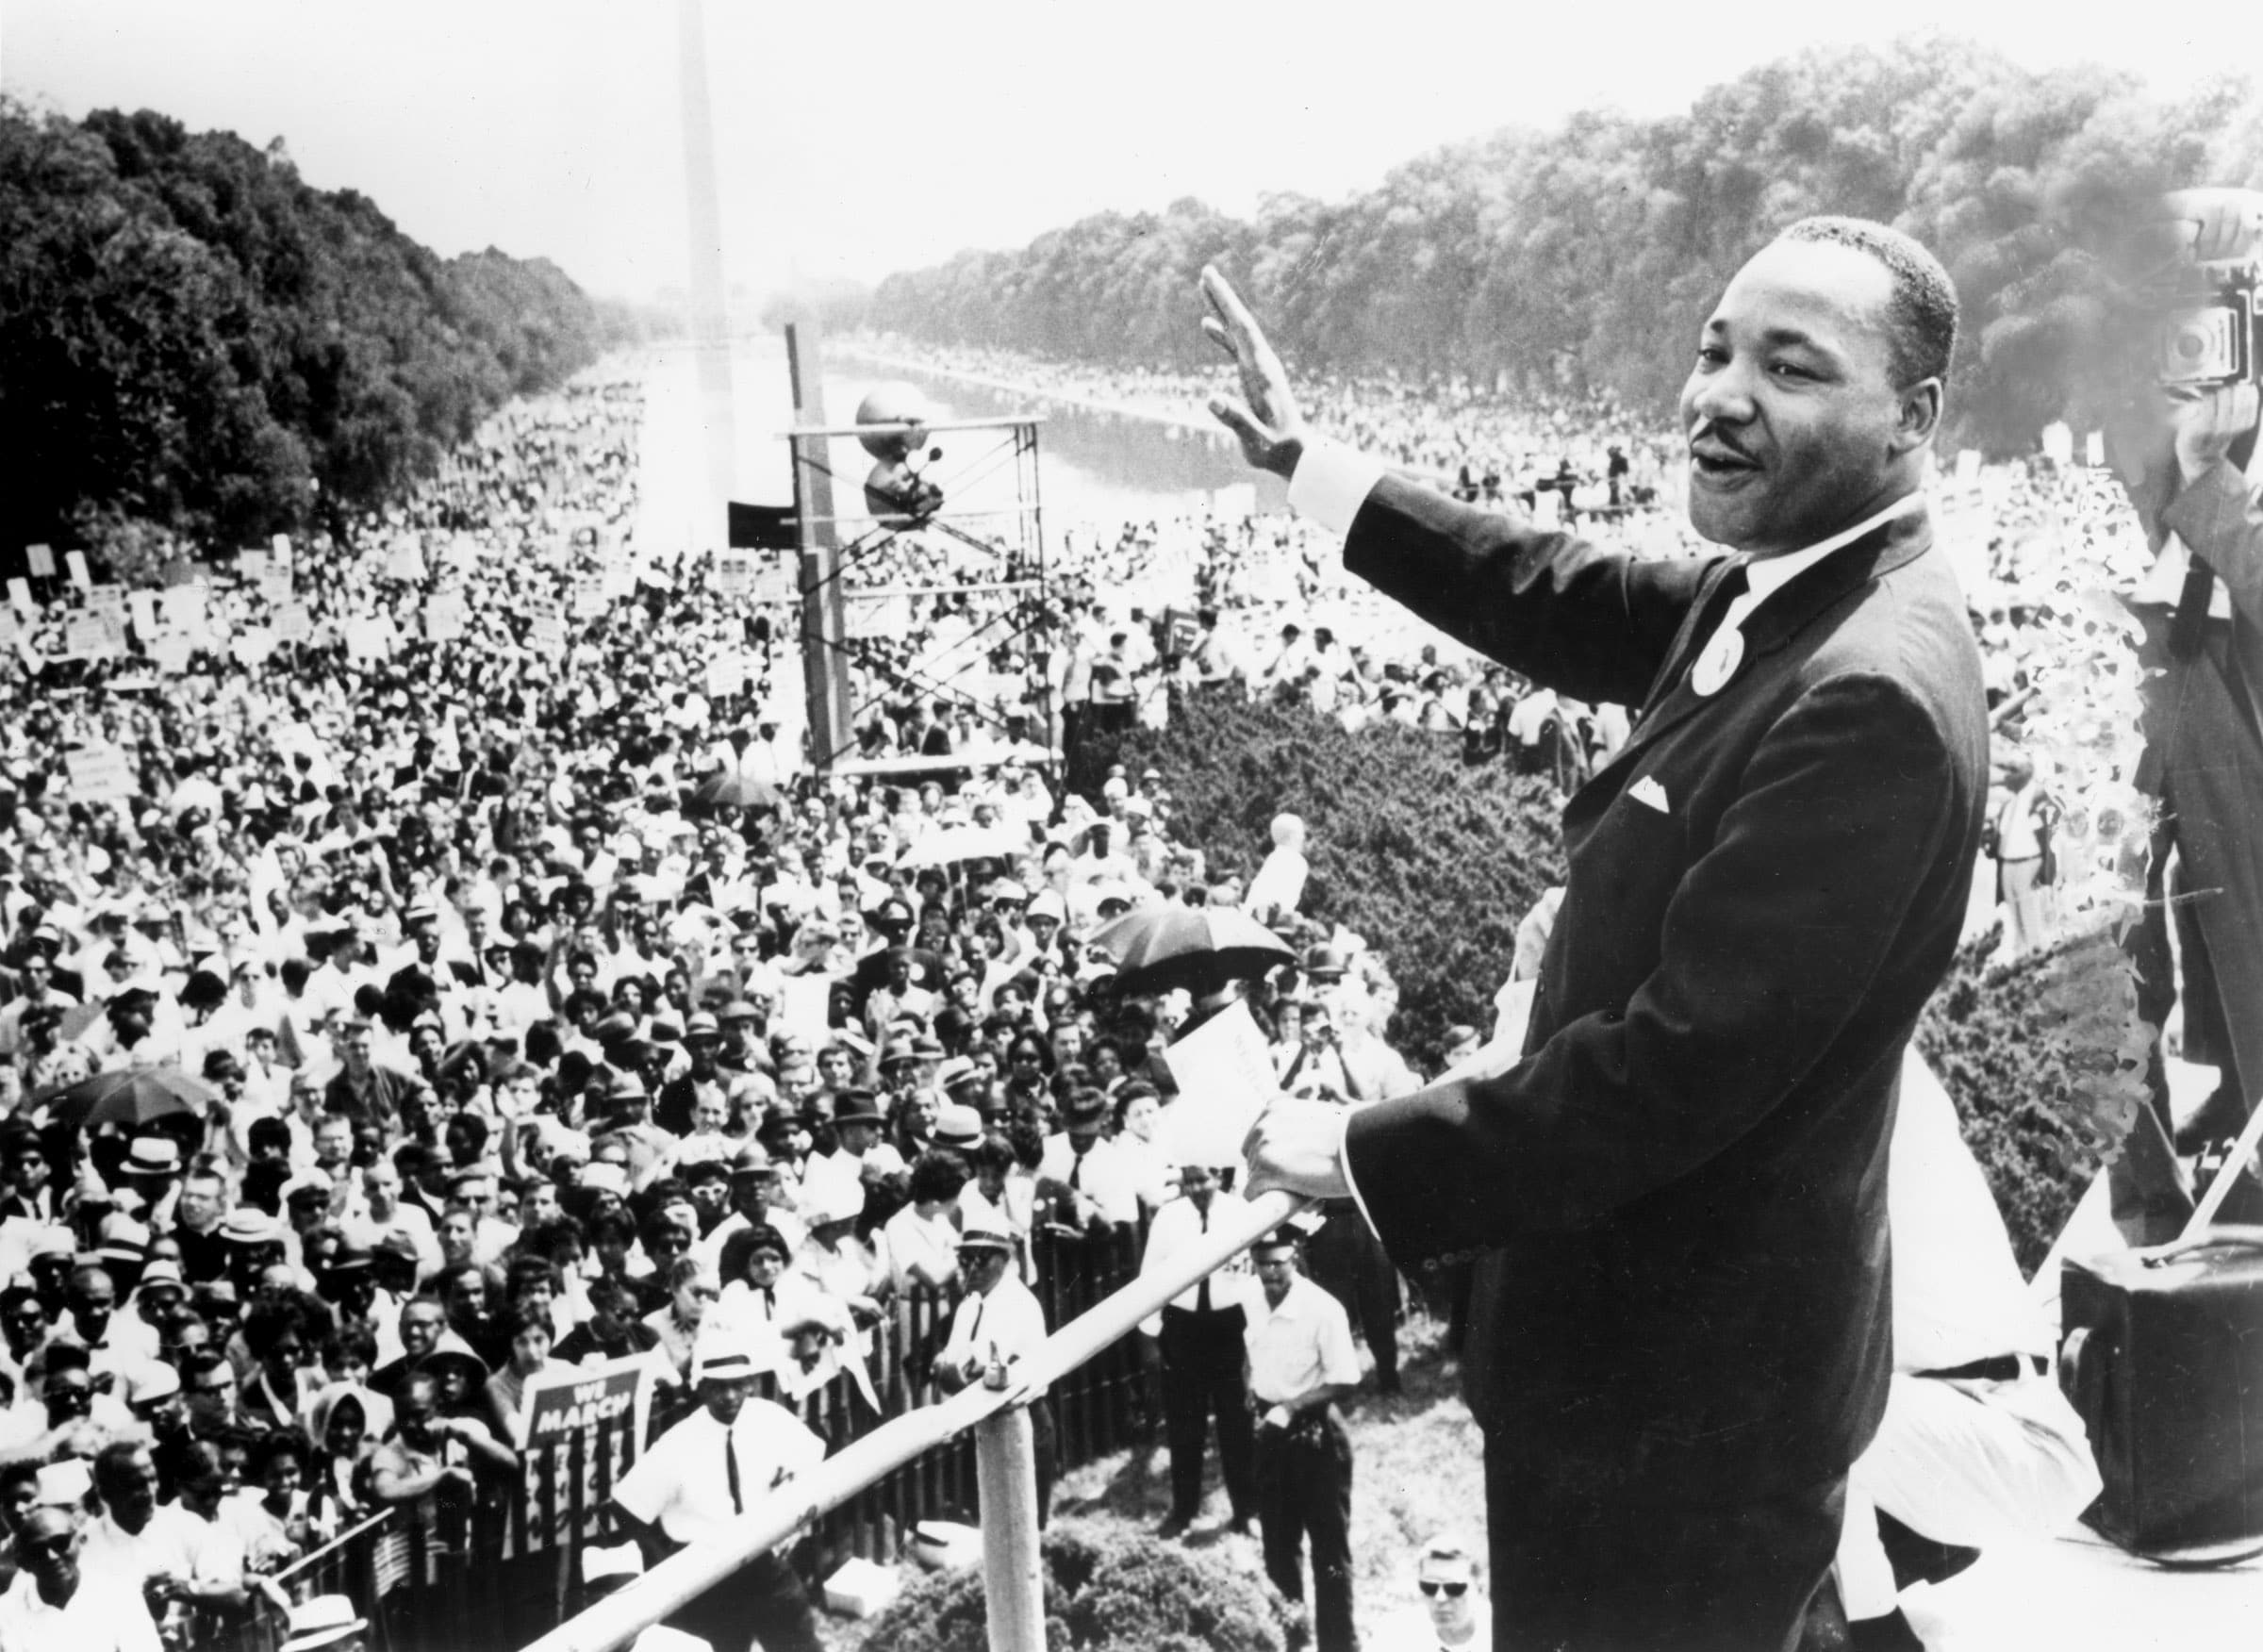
[3,0,2238,305]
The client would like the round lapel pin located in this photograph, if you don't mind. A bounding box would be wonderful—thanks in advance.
[1691,627,1743,697]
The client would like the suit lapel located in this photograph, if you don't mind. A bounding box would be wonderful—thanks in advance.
[1573,510,1937,814]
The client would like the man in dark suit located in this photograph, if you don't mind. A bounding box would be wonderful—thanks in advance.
[1216,218,1990,1651]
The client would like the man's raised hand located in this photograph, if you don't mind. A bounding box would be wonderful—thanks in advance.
[1201,265,1307,480]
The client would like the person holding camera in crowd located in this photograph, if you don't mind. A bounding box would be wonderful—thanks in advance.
[2106,190,2263,1222]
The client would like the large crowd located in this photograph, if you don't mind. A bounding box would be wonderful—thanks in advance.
[0,337,2143,1647]
[0,360,1447,1650]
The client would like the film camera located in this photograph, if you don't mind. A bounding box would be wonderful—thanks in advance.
[2161,264,2259,388]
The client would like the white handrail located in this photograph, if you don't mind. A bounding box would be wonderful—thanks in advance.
[521,1187,1307,1652]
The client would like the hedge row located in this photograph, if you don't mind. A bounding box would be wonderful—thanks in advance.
[1080,690,1566,1070]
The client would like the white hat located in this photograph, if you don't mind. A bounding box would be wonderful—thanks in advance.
[578,1162,630,1197]
[690,1327,768,1383]
[35,1459,91,1507]
[278,1594,368,1652]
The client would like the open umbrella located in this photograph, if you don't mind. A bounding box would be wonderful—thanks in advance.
[38,1066,213,1133]
[694,771,783,811]
[1089,905,1296,997]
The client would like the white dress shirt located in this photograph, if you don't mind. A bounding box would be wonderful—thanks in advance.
[937,1274,1049,1395]
[613,1399,826,1548]
[0,1572,162,1652]
[1035,1134,1142,1226]
[1137,1191,1257,1336]
[1243,1273,1361,1406]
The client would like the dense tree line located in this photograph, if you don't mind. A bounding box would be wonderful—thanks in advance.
[0,99,624,565]
[867,41,2263,452]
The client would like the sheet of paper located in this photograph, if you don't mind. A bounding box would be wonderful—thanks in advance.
[1158,999,1281,1171]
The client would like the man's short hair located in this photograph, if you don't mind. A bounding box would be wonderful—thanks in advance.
[1775,216,1958,389]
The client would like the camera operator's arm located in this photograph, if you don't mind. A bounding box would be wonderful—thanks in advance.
[2161,383,2263,630]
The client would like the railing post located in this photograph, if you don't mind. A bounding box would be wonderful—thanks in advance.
[975,1403,1046,1652]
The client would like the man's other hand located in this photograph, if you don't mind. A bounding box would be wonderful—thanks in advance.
[2172,381,2262,485]
[1243,1100,1351,1201]
[1200,265,1307,481]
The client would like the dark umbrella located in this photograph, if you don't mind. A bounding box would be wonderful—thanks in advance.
[694,771,783,811]
[38,1066,212,1133]
[1090,905,1297,997]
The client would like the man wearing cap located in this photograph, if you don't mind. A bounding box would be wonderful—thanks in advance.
[1037,1089,1142,1231]
[1243,1229,1362,1652]
[593,1071,675,1193]
[935,1220,1055,1524]
[117,1136,184,1231]
[0,1505,165,1651]
[612,1329,829,1652]
[692,1144,806,1272]
[654,1010,730,1137]
[1140,1163,1258,1540]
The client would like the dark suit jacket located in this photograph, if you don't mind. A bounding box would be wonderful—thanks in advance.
[1340,478,1989,1500]
[2125,458,2263,1106]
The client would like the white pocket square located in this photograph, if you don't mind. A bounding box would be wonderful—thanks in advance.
[1628,776,1671,813]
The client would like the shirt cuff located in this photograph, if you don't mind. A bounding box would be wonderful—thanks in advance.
[1286,439,1388,539]
[1336,1105,1381,1243]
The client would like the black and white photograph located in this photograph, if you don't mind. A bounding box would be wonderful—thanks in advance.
[2,3,2261,1647]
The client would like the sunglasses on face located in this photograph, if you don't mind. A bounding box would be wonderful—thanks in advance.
[1418,1580,1468,1599]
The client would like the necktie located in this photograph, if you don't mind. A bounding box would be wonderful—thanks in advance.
[1684,561,1752,698]
[965,1296,985,1365]
[725,1432,743,1515]
[1196,1206,1212,1313]
[1069,1150,1084,1191]
[762,1286,777,1319]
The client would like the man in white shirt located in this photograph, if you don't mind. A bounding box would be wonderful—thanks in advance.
[0,1507,163,1652]
[935,1222,1054,1524]
[1243,1230,1362,1652]
[1139,1163,1256,1540]
[79,1441,243,1615]
[1036,1090,1141,1230]
[611,1330,827,1652]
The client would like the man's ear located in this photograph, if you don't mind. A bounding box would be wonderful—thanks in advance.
[1892,378,1944,455]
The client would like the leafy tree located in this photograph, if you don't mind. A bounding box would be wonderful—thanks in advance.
[0,97,605,572]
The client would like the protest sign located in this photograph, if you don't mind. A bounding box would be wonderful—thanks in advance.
[704,653,745,699]
[423,590,468,642]
[148,635,195,674]
[65,744,136,802]
[239,549,269,582]
[25,544,56,578]
[272,603,313,644]
[65,551,91,589]
[271,533,292,563]
[715,553,751,597]
[64,614,121,661]
[261,570,295,605]
[343,615,394,660]
[385,534,426,582]
[129,590,161,638]
[571,576,608,620]
[520,1352,650,1450]
[750,554,800,605]
[6,579,31,617]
